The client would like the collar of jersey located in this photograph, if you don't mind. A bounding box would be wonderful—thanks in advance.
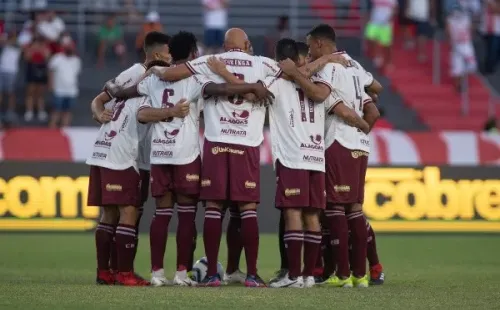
[227,48,245,53]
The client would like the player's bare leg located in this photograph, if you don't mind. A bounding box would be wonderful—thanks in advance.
[201,200,224,287]
[95,206,119,285]
[115,205,148,286]
[239,202,266,287]
[322,205,352,288]
[224,204,246,285]
[346,203,369,288]
[173,194,198,286]
[302,209,322,288]
[366,218,384,285]
[150,192,174,286]
[270,208,304,288]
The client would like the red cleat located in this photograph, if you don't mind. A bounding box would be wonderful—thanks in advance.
[115,272,150,286]
[96,269,115,285]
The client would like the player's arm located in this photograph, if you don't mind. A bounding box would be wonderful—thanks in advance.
[366,79,383,95]
[330,102,370,134]
[363,101,380,132]
[206,56,245,84]
[204,82,274,103]
[299,53,349,77]
[147,64,193,81]
[108,84,141,100]
[137,99,190,123]
[91,91,113,124]
[278,59,330,102]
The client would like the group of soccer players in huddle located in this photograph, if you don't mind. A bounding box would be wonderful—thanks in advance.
[88,23,385,288]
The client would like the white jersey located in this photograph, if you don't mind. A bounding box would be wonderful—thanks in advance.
[137,73,211,165]
[481,0,500,35]
[264,77,325,172]
[186,49,282,147]
[315,61,373,152]
[370,0,397,25]
[86,63,150,171]
[448,12,472,45]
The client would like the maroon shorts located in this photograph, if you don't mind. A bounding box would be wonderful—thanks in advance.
[87,165,141,207]
[200,139,260,203]
[325,141,368,205]
[150,157,201,198]
[139,169,150,206]
[275,160,326,209]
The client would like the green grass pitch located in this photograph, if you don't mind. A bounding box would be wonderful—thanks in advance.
[1,234,499,309]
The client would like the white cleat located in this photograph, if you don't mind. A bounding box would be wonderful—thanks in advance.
[151,269,170,287]
[223,269,246,285]
[173,270,197,286]
[270,276,304,288]
[304,276,316,288]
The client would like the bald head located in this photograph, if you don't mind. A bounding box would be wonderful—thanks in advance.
[224,28,251,53]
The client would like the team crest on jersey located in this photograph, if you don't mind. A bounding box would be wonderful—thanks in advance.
[164,129,180,140]
[104,130,117,141]
[300,134,324,151]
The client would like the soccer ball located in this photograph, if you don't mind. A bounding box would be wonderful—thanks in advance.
[191,257,225,282]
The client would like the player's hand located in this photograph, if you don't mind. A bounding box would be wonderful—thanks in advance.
[328,54,349,67]
[104,79,120,98]
[252,83,275,106]
[143,66,167,81]
[207,56,227,75]
[168,99,190,118]
[96,109,114,123]
[244,93,257,102]
[278,58,300,77]
[367,91,378,103]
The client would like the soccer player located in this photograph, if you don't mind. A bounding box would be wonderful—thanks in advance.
[304,24,378,288]
[106,30,275,287]
[90,31,171,286]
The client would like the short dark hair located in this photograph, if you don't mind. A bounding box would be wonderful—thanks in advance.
[146,60,170,70]
[296,42,309,57]
[144,31,171,51]
[307,24,336,43]
[275,38,299,62]
[169,31,198,62]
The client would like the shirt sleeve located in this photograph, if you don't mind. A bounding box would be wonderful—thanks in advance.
[188,74,214,101]
[258,56,282,78]
[362,91,373,107]
[137,75,156,96]
[137,97,152,113]
[48,55,58,70]
[311,63,338,93]
[353,60,374,87]
[185,54,212,76]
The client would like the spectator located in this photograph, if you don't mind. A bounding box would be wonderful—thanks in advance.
[24,32,50,122]
[446,5,476,92]
[97,15,126,67]
[202,0,229,54]
[483,117,498,132]
[37,10,65,53]
[480,0,500,74]
[21,0,47,11]
[48,37,81,128]
[135,11,163,57]
[404,0,436,62]
[18,11,44,48]
[365,0,398,70]
[265,16,290,57]
[0,31,22,125]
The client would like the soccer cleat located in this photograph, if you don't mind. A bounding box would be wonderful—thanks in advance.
[303,276,316,288]
[321,275,353,288]
[269,276,304,288]
[353,275,369,288]
[151,269,170,287]
[223,269,246,285]
[369,263,385,285]
[200,274,222,287]
[245,275,267,288]
[269,268,288,284]
[96,269,115,285]
[314,275,328,284]
[173,270,197,287]
[116,271,150,286]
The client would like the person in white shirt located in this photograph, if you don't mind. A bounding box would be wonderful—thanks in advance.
[37,10,65,47]
[446,6,477,91]
[47,37,81,128]
[0,31,22,124]
[202,0,229,53]
[480,0,500,74]
[89,31,171,287]
[404,0,436,62]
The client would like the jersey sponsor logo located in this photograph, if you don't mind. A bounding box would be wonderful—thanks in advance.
[303,155,324,164]
[119,115,129,132]
[223,58,253,67]
[334,185,351,192]
[92,152,107,159]
[153,129,180,145]
[360,137,370,147]
[289,109,295,127]
[186,174,200,182]
[351,150,369,159]
[201,179,211,187]
[245,181,257,189]
[104,130,117,141]
[211,146,245,155]
[105,183,122,191]
[95,140,112,148]
[220,110,250,125]
[285,188,301,197]
[300,135,324,152]
[263,61,277,73]
[220,128,247,137]
[152,150,173,158]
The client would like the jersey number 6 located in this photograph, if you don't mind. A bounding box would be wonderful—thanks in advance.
[162,88,175,122]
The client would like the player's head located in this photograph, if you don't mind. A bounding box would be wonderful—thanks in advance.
[224,28,252,54]
[144,31,171,63]
[296,41,309,66]
[275,38,299,64]
[306,24,337,60]
[145,59,170,70]
[169,31,199,63]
